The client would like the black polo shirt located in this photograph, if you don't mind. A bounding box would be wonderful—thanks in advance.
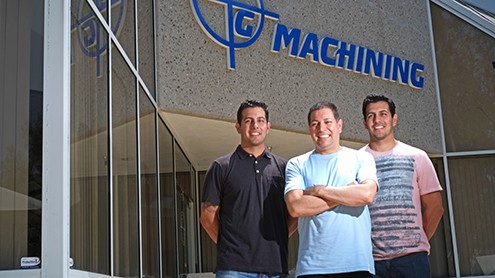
[202,145,289,274]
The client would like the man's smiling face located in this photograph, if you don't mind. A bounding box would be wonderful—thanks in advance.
[236,107,270,148]
[308,107,342,154]
[363,100,397,142]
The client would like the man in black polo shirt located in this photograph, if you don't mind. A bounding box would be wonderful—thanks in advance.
[201,100,297,278]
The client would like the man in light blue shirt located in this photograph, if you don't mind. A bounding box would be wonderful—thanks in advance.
[285,101,378,278]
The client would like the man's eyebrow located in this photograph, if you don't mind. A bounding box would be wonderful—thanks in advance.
[310,118,332,123]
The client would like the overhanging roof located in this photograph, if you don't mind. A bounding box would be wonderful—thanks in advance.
[432,0,495,38]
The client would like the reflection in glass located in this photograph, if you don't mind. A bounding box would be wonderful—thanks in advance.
[429,159,454,277]
[112,42,139,277]
[176,143,198,275]
[70,0,110,273]
[159,118,177,277]
[0,0,43,270]
[448,155,495,276]
[137,0,156,98]
[112,0,136,66]
[140,88,159,278]
[198,171,216,271]
[431,3,495,152]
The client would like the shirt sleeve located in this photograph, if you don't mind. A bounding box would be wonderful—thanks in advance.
[284,158,305,195]
[357,151,379,189]
[416,151,443,195]
[201,161,223,205]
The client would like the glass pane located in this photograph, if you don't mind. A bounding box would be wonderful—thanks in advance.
[70,0,110,273]
[139,88,159,278]
[112,42,138,277]
[0,0,43,270]
[198,171,216,272]
[159,118,177,277]
[431,3,495,152]
[449,155,495,276]
[73,0,109,23]
[94,0,109,22]
[137,0,155,98]
[429,158,455,278]
[176,143,198,275]
[112,0,135,66]
[71,0,109,79]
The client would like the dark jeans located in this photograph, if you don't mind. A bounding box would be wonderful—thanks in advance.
[299,272,372,278]
[374,252,431,278]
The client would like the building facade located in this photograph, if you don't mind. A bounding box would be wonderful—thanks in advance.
[0,0,494,277]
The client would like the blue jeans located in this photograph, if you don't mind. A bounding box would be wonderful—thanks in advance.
[374,252,431,278]
[215,270,288,278]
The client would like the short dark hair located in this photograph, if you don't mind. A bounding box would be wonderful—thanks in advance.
[362,94,396,119]
[307,101,340,124]
[237,100,269,124]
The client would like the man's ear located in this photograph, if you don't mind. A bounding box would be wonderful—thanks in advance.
[363,119,369,129]
[235,122,241,134]
[337,118,343,133]
[392,114,398,127]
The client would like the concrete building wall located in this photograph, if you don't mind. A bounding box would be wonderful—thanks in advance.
[156,0,443,153]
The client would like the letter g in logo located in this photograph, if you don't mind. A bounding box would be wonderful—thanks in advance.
[190,0,279,70]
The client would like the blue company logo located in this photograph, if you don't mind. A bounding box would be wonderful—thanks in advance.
[190,0,279,70]
[72,0,125,77]
[191,1,425,89]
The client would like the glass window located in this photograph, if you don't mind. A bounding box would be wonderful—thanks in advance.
[431,3,495,152]
[176,143,198,275]
[72,0,109,79]
[112,42,139,277]
[429,158,455,278]
[0,0,43,270]
[159,117,177,277]
[198,171,216,272]
[112,0,136,66]
[139,87,159,278]
[70,0,110,274]
[448,155,495,276]
[75,0,108,23]
[137,0,156,98]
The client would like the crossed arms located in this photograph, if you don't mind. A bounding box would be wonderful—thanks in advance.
[285,179,378,218]
[284,180,444,239]
[201,179,379,242]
